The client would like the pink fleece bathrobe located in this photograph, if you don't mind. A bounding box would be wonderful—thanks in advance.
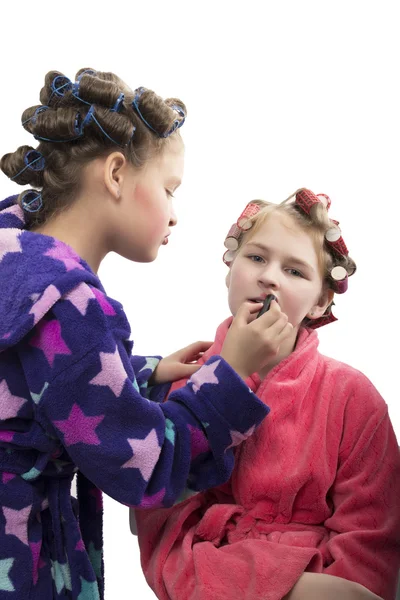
[135,318,400,600]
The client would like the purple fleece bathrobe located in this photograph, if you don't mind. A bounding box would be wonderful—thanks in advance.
[0,196,269,599]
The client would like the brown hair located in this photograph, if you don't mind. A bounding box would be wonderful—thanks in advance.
[0,68,186,227]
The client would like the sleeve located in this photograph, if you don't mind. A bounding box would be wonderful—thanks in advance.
[130,354,171,402]
[19,289,269,509]
[322,379,400,600]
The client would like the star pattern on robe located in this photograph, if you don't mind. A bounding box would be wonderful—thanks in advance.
[0,379,27,420]
[3,504,31,545]
[2,472,16,484]
[0,558,15,592]
[0,230,22,264]
[30,541,42,585]
[89,347,127,397]
[1,203,24,223]
[0,431,14,443]
[29,319,72,367]
[30,382,49,405]
[165,418,175,445]
[188,360,220,393]
[92,287,116,316]
[51,560,72,594]
[226,425,256,450]
[88,542,102,579]
[139,356,160,381]
[188,424,209,459]
[78,576,99,599]
[44,242,85,272]
[122,429,161,482]
[54,404,104,447]
[64,285,95,316]
[139,487,166,508]
[29,284,61,325]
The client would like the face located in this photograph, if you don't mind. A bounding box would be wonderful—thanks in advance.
[226,211,332,331]
[112,136,184,262]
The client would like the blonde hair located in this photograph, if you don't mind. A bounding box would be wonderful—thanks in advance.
[229,191,356,295]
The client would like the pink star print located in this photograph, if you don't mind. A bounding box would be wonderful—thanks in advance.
[0,230,22,264]
[188,424,209,459]
[0,380,27,420]
[30,319,71,367]
[44,242,85,272]
[64,285,95,316]
[188,360,220,394]
[30,541,42,585]
[53,404,104,446]
[89,347,127,397]
[139,487,166,508]
[2,472,16,484]
[226,425,256,450]
[92,288,116,316]
[3,504,31,545]
[122,429,161,482]
[29,285,61,325]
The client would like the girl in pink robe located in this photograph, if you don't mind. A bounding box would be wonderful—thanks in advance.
[134,190,400,600]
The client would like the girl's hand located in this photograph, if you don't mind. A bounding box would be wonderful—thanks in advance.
[149,341,213,385]
[220,300,293,380]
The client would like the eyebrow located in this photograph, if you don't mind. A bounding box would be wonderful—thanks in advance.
[244,241,316,273]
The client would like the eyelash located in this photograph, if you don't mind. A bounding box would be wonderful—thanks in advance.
[166,190,175,198]
[247,255,304,278]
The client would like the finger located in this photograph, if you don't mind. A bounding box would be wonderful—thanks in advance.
[174,340,213,361]
[235,301,263,324]
[275,320,294,340]
[178,363,203,377]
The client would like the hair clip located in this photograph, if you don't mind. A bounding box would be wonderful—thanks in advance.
[132,88,186,138]
[223,249,236,266]
[48,75,73,105]
[10,150,46,181]
[20,189,43,213]
[330,265,348,294]
[111,93,125,112]
[224,224,242,250]
[237,202,260,229]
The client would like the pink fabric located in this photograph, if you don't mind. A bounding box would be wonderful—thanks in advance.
[136,319,400,600]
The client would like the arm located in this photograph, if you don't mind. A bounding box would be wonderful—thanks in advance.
[322,380,400,600]
[20,293,269,508]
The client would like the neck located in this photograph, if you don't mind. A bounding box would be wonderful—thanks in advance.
[31,197,108,274]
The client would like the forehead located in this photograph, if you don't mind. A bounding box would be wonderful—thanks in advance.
[158,136,184,175]
[245,211,318,259]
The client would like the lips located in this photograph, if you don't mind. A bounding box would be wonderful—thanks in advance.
[250,296,279,304]
[162,237,169,245]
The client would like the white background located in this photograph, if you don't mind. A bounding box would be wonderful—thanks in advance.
[1,1,399,597]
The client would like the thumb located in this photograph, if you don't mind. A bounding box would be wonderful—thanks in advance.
[234,301,263,325]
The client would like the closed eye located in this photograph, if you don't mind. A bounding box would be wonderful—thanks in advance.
[166,189,175,198]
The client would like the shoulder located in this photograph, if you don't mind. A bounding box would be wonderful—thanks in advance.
[318,352,388,416]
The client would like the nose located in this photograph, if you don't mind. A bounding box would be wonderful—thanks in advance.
[258,262,280,290]
[169,205,178,227]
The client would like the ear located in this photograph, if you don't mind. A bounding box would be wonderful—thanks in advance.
[103,152,127,200]
[307,287,334,320]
